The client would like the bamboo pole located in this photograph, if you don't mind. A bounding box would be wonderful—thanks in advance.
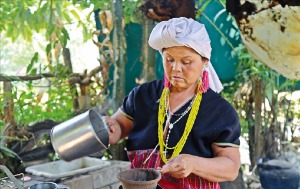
[0,66,102,83]
[0,73,55,82]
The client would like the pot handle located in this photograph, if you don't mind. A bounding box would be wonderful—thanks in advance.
[56,184,70,189]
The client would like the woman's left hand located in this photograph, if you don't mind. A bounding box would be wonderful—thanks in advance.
[160,154,194,178]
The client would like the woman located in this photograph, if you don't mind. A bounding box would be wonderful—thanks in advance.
[104,17,241,189]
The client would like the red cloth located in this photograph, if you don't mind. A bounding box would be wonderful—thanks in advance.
[127,149,220,189]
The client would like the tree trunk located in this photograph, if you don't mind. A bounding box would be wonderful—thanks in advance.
[265,93,279,159]
[111,0,126,111]
[141,15,156,82]
[63,47,79,111]
[245,86,256,171]
[110,0,127,161]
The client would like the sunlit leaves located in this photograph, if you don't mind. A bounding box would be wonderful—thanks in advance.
[1,0,38,41]
[77,21,89,42]
[1,0,94,44]
[1,0,143,49]
[26,52,39,75]
[0,0,143,128]
[6,25,18,42]
[10,77,74,126]
[70,9,81,20]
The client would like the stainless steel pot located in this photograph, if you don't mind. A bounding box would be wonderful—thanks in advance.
[50,108,109,161]
[28,182,69,189]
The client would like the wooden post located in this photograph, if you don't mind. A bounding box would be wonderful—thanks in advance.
[252,77,263,163]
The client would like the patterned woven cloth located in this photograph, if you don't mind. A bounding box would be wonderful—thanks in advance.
[127,149,220,189]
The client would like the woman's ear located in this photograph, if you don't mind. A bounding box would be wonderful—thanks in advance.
[202,57,209,65]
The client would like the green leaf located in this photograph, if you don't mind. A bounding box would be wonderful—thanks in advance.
[86,10,93,22]
[70,9,80,20]
[265,83,273,103]
[30,68,37,75]
[6,25,14,38]
[46,24,55,40]
[26,52,39,74]
[24,25,33,42]
[63,12,72,23]
[0,145,21,159]
[38,0,43,9]
[60,27,70,47]
[79,1,91,8]
[46,43,52,56]
[82,25,88,42]
[62,27,70,40]
[55,1,62,18]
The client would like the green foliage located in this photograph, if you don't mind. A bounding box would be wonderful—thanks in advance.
[0,144,19,177]
[0,0,35,41]
[0,63,74,128]
[1,0,142,74]
[0,87,4,130]
[26,52,39,75]
[72,0,143,24]
[222,44,300,142]
[71,0,110,10]
[0,145,18,159]
[123,0,143,23]
[0,137,21,160]
[12,79,74,126]
[0,0,125,128]
[0,0,135,166]
[1,0,94,44]
[0,136,22,177]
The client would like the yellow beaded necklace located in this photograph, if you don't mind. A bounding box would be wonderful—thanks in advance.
[158,83,202,163]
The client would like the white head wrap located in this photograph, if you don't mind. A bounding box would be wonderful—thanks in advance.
[148,17,223,93]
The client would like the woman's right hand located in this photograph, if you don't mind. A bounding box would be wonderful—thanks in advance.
[102,116,122,145]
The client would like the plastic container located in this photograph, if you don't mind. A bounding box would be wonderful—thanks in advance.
[25,157,110,179]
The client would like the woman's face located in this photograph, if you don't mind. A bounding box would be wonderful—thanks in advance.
[162,46,207,91]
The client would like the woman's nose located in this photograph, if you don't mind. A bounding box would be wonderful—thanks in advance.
[172,61,181,71]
